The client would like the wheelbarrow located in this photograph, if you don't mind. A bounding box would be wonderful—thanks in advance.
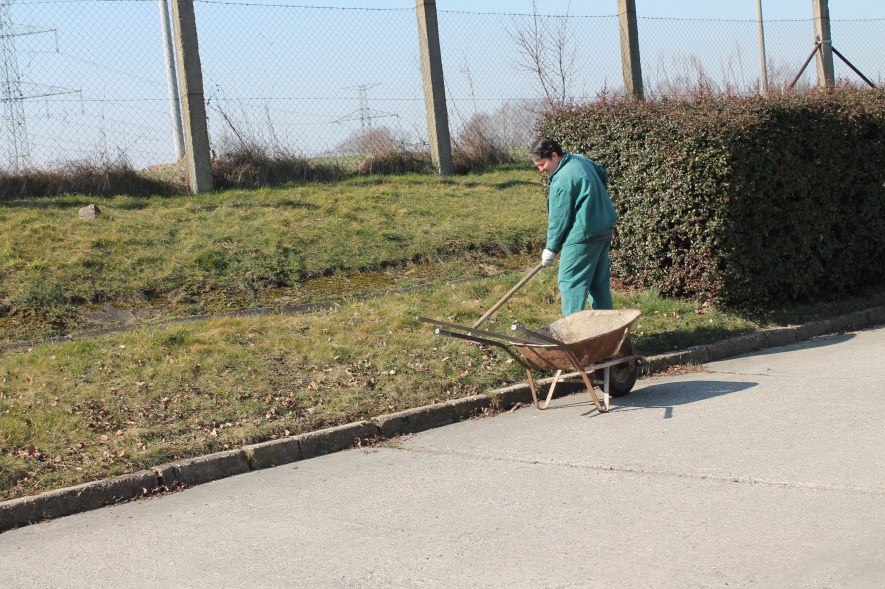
[419,264,643,413]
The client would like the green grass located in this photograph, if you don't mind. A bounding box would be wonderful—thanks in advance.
[1,165,883,501]
[0,166,544,343]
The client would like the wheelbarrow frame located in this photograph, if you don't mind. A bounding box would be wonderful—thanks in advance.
[419,313,642,413]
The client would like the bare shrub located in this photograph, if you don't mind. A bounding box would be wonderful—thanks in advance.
[338,127,403,156]
[335,127,431,175]
[452,113,517,174]
[355,150,431,175]
[210,105,344,188]
[212,140,343,188]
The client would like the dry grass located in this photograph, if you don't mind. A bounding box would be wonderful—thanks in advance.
[1,158,182,200]
[212,142,346,188]
[356,151,432,175]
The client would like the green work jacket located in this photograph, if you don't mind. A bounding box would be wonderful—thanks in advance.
[545,152,618,252]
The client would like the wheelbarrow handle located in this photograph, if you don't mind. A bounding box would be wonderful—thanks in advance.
[417,317,540,345]
[433,328,532,370]
[471,263,545,330]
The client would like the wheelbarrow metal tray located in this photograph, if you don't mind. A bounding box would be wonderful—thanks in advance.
[514,309,641,371]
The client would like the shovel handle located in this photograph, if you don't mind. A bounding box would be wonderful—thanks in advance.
[471,263,545,329]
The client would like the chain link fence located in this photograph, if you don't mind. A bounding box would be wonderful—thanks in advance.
[2,1,882,174]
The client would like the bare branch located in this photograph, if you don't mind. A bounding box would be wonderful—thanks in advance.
[505,0,577,108]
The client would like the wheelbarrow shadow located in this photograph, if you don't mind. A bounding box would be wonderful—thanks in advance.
[561,332,859,418]
[547,379,757,419]
[609,380,757,418]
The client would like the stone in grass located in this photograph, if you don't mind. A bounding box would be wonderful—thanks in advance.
[78,204,101,219]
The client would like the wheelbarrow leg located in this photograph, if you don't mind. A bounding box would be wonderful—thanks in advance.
[531,365,608,412]
[573,365,605,413]
[602,367,611,411]
[526,369,565,410]
[542,370,564,409]
[527,369,565,411]
[526,369,540,409]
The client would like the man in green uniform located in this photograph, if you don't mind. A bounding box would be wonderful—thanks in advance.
[529,137,618,316]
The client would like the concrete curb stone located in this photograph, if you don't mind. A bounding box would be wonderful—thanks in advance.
[487,382,535,409]
[826,310,871,334]
[242,437,303,470]
[2,306,883,533]
[795,320,833,341]
[642,345,709,374]
[445,394,493,419]
[761,327,797,349]
[0,471,158,532]
[372,404,459,438]
[868,307,885,325]
[297,421,380,460]
[152,450,252,488]
[706,332,767,362]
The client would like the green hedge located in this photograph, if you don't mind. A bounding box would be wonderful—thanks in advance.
[540,88,885,307]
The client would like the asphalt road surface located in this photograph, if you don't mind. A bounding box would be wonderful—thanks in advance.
[1,327,883,588]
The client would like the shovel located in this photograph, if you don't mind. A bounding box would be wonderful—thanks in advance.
[471,263,545,329]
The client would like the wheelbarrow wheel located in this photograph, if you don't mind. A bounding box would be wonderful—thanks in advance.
[596,336,638,397]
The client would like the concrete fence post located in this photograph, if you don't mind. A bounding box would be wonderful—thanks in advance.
[171,0,213,193]
[812,0,835,89]
[415,0,453,176]
[756,0,769,95]
[617,0,643,100]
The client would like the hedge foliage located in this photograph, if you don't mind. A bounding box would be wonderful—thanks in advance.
[540,88,885,307]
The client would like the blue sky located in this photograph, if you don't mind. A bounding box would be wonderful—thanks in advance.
[5,0,882,169]
[328,1,885,20]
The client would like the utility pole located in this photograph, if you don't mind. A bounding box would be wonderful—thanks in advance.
[756,0,768,95]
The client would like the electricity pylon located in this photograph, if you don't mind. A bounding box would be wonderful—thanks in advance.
[335,83,398,132]
[1,0,78,172]
[1,0,31,172]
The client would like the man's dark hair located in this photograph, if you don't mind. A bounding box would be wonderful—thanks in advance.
[529,137,563,159]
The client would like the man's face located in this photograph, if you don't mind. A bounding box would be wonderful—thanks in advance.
[532,153,560,175]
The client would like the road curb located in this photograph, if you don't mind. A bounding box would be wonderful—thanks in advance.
[0,471,158,532]
[298,421,380,460]
[2,307,882,533]
[151,450,252,488]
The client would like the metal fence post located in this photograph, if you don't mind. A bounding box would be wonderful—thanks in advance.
[171,0,213,193]
[158,0,185,160]
[812,0,834,89]
[617,0,643,100]
[415,0,453,176]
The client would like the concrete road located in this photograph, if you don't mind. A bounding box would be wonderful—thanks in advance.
[1,327,883,588]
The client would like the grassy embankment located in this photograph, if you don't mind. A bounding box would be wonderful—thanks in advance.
[1,164,882,501]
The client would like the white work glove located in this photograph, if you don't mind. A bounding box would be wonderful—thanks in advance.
[541,248,556,267]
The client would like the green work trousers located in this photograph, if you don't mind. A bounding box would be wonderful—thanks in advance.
[557,240,613,316]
